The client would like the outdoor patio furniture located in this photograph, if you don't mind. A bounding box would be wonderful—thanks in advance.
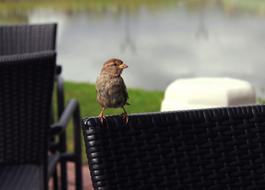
[0,23,83,190]
[0,23,62,116]
[0,51,55,190]
[82,105,265,190]
[0,23,61,118]
[0,51,82,190]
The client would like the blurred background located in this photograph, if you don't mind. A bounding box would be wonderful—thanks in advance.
[1,0,264,95]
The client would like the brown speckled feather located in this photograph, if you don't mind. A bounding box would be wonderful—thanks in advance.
[96,74,128,108]
[96,58,129,109]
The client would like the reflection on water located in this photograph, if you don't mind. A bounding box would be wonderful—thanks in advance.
[1,0,265,93]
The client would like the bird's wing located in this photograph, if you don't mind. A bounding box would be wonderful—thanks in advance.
[96,76,109,100]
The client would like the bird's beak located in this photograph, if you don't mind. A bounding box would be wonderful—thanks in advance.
[119,63,128,69]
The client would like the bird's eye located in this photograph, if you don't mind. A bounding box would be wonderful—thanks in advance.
[113,63,117,66]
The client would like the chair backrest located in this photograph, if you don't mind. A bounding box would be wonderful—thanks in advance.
[82,105,265,190]
[0,51,56,165]
[0,23,57,55]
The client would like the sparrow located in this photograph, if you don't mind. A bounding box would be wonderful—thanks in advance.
[96,58,129,124]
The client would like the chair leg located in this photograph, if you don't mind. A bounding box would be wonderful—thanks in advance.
[53,168,59,190]
[74,105,83,190]
[60,132,68,190]
[61,161,67,190]
[75,157,82,190]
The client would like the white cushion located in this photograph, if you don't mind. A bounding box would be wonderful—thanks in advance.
[161,77,256,111]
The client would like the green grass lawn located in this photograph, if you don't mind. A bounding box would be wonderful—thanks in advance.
[59,81,164,163]
[64,81,164,118]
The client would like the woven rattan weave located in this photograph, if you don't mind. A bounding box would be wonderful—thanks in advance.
[0,51,56,190]
[0,23,56,55]
[83,105,265,190]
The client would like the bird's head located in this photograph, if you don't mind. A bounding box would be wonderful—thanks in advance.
[101,58,128,77]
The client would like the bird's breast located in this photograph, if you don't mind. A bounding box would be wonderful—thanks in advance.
[96,77,128,108]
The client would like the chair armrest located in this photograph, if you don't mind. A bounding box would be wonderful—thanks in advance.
[50,99,80,136]
[50,98,83,189]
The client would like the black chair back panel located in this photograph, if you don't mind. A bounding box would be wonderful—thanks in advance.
[83,105,265,190]
[0,23,56,55]
[0,51,56,165]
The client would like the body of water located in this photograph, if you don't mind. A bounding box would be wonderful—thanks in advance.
[1,0,265,92]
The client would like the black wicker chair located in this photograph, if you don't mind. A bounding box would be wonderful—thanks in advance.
[0,51,82,190]
[0,51,56,190]
[0,23,83,190]
[0,23,63,120]
[0,23,62,115]
[82,105,265,190]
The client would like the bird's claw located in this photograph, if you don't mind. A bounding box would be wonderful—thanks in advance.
[121,112,129,125]
[98,114,106,124]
